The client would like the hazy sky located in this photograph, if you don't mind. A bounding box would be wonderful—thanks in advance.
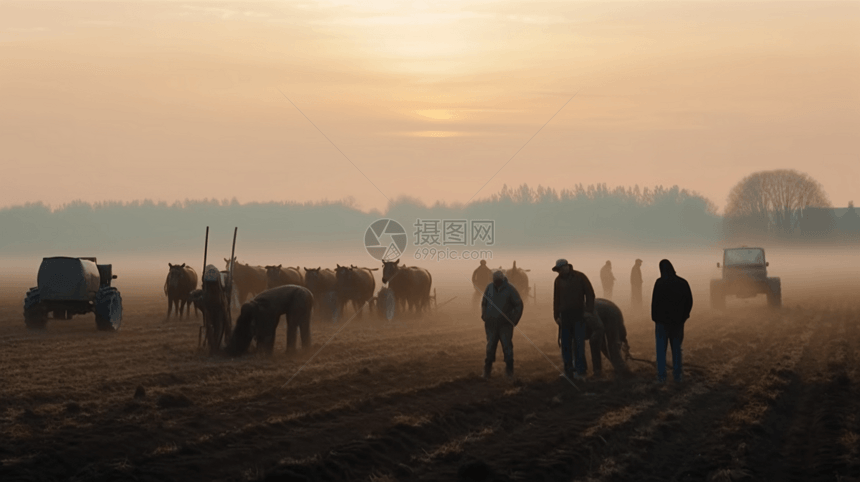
[2,1,858,213]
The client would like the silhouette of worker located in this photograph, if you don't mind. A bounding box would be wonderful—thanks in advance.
[481,270,523,380]
[630,259,643,308]
[600,261,615,299]
[472,260,493,305]
[651,259,693,383]
[553,259,596,380]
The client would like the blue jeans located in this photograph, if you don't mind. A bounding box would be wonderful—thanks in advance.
[485,319,514,366]
[655,322,684,381]
[560,310,587,375]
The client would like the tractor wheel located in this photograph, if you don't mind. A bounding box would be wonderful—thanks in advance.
[710,280,725,309]
[767,278,782,309]
[95,287,123,331]
[24,288,47,330]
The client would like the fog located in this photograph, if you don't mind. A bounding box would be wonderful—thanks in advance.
[4,245,857,319]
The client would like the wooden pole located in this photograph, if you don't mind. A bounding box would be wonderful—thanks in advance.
[202,226,209,275]
[228,227,238,312]
[200,226,210,349]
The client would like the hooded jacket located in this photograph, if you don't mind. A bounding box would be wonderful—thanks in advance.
[651,260,693,325]
[481,279,524,325]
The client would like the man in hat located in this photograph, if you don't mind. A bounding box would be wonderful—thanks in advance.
[630,259,643,308]
[553,259,596,380]
[481,270,524,379]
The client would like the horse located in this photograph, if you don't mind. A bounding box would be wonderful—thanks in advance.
[264,265,304,289]
[334,264,376,321]
[164,263,198,319]
[227,285,314,355]
[303,267,337,319]
[381,259,432,314]
[224,257,267,303]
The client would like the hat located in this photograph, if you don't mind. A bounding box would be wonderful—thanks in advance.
[552,258,570,272]
[203,264,221,282]
[492,270,505,281]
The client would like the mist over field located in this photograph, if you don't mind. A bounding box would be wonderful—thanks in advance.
[2,180,857,312]
[2,0,859,480]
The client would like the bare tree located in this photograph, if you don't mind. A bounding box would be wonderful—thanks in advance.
[725,170,831,235]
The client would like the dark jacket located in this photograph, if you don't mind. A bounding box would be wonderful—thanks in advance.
[482,280,524,325]
[553,269,596,320]
[651,260,693,326]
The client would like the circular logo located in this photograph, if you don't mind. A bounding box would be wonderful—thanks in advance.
[365,219,407,261]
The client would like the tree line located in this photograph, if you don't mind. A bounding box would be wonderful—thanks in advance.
[1,170,841,255]
[0,183,722,255]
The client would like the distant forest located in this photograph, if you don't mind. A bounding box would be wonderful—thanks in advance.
[0,183,722,255]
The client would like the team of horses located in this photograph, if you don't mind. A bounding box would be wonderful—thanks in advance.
[164,257,443,356]
[165,257,531,357]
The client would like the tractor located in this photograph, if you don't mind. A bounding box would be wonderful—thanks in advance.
[710,247,781,309]
[23,257,123,331]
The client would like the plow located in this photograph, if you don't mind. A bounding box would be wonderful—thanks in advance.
[373,287,445,321]
[196,226,238,353]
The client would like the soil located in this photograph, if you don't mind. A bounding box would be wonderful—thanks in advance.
[1,285,858,481]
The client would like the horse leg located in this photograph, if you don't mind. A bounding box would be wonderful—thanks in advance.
[336,300,345,323]
[286,316,298,352]
[167,296,173,319]
[300,316,311,349]
[265,317,278,354]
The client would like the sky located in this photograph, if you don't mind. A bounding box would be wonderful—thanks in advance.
[1,0,858,213]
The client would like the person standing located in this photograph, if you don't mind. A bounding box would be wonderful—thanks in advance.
[630,259,643,308]
[553,259,596,380]
[651,259,693,383]
[481,270,524,379]
[472,260,493,305]
[600,261,615,299]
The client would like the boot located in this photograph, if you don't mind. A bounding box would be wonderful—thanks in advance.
[482,362,492,379]
[505,361,514,380]
[562,364,574,380]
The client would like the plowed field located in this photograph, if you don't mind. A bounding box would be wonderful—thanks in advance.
[1,283,859,481]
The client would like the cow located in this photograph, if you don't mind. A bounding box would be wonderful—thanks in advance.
[164,263,198,320]
[264,265,304,289]
[224,257,267,304]
[334,264,376,320]
[381,259,432,314]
